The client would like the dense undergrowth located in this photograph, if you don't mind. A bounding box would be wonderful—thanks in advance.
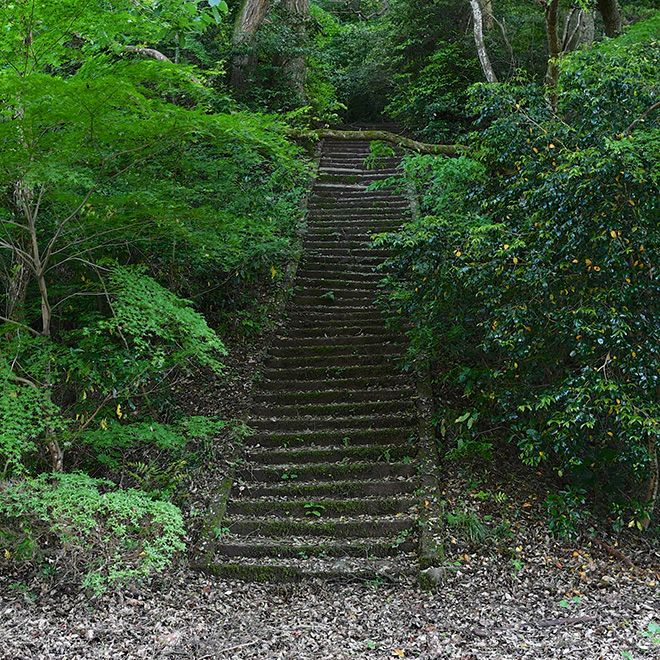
[374,15,660,537]
[0,0,308,592]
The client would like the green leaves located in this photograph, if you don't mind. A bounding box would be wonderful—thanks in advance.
[378,21,660,526]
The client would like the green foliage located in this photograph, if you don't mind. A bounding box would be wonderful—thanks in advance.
[106,265,227,372]
[0,472,185,593]
[376,20,660,526]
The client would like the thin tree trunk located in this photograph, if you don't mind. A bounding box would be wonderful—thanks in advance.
[596,0,622,37]
[282,0,310,99]
[231,0,271,93]
[467,0,497,83]
[544,0,560,112]
[642,438,658,529]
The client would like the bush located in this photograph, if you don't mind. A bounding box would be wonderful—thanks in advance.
[0,472,186,594]
[376,17,660,527]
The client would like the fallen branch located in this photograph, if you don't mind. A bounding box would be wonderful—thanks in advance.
[287,128,467,157]
[536,616,596,628]
[592,537,638,571]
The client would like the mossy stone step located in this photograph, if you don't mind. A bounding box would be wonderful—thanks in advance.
[237,477,415,498]
[225,515,415,539]
[249,413,415,433]
[268,342,401,359]
[263,352,398,370]
[253,387,409,406]
[280,325,396,339]
[226,496,416,518]
[257,377,411,394]
[203,560,412,584]
[214,537,415,559]
[245,427,413,448]
[273,333,404,347]
[246,443,415,466]
[294,271,382,284]
[259,364,407,381]
[241,460,415,482]
[250,399,413,419]
[292,294,378,307]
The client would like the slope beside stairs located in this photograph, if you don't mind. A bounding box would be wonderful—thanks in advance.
[207,134,422,582]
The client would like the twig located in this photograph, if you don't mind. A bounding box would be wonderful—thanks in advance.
[592,537,636,570]
[623,100,660,136]
[197,640,259,658]
[536,616,596,628]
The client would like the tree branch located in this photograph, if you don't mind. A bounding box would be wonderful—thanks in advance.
[287,128,467,156]
[623,101,660,136]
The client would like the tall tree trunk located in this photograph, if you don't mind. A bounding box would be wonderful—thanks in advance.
[562,8,595,52]
[231,0,271,93]
[468,0,498,83]
[544,0,560,112]
[282,0,310,99]
[596,0,622,37]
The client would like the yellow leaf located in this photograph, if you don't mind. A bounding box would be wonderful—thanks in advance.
[394,650,405,658]
[585,258,592,266]
[271,265,277,280]
[4,549,10,559]
[101,418,108,431]
[532,147,538,154]
[513,257,518,264]
[610,230,617,238]
[116,404,122,419]
[504,244,510,250]
[455,250,461,257]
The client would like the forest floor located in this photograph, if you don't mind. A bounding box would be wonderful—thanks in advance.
[1,292,660,660]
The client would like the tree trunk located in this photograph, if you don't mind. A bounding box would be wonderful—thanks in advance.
[231,0,271,93]
[544,0,560,112]
[282,0,310,99]
[596,0,622,37]
[562,9,595,52]
[467,0,498,83]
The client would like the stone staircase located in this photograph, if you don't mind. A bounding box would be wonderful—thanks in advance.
[208,137,419,582]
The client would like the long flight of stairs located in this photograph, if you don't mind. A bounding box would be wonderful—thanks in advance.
[209,135,419,582]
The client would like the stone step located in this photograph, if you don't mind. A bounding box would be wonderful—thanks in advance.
[278,325,393,339]
[224,515,415,539]
[259,364,405,383]
[249,414,415,433]
[250,399,413,419]
[272,333,405,347]
[267,342,402,359]
[235,476,415,497]
[214,536,415,559]
[246,443,416,467]
[263,353,397,370]
[245,427,413,448]
[291,292,378,306]
[226,496,417,518]
[293,270,382,284]
[253,387,409,406]
[240,462,414,484]
[257,376,410,394]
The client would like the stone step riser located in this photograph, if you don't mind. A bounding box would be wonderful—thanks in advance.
[215,539,415,559]
[258,374,405,392]
[237,479,414,498]
[263,354,397,370]
[249,415,414,433]
[246,444,415,467]
[250,400,414,419]
[267,343,401,359]
[253,388,408,405]
[239,461,415,483]
[245,426,413,448]
[225,518,414,539]
[272,334,405,347]
[226,498,416,518]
